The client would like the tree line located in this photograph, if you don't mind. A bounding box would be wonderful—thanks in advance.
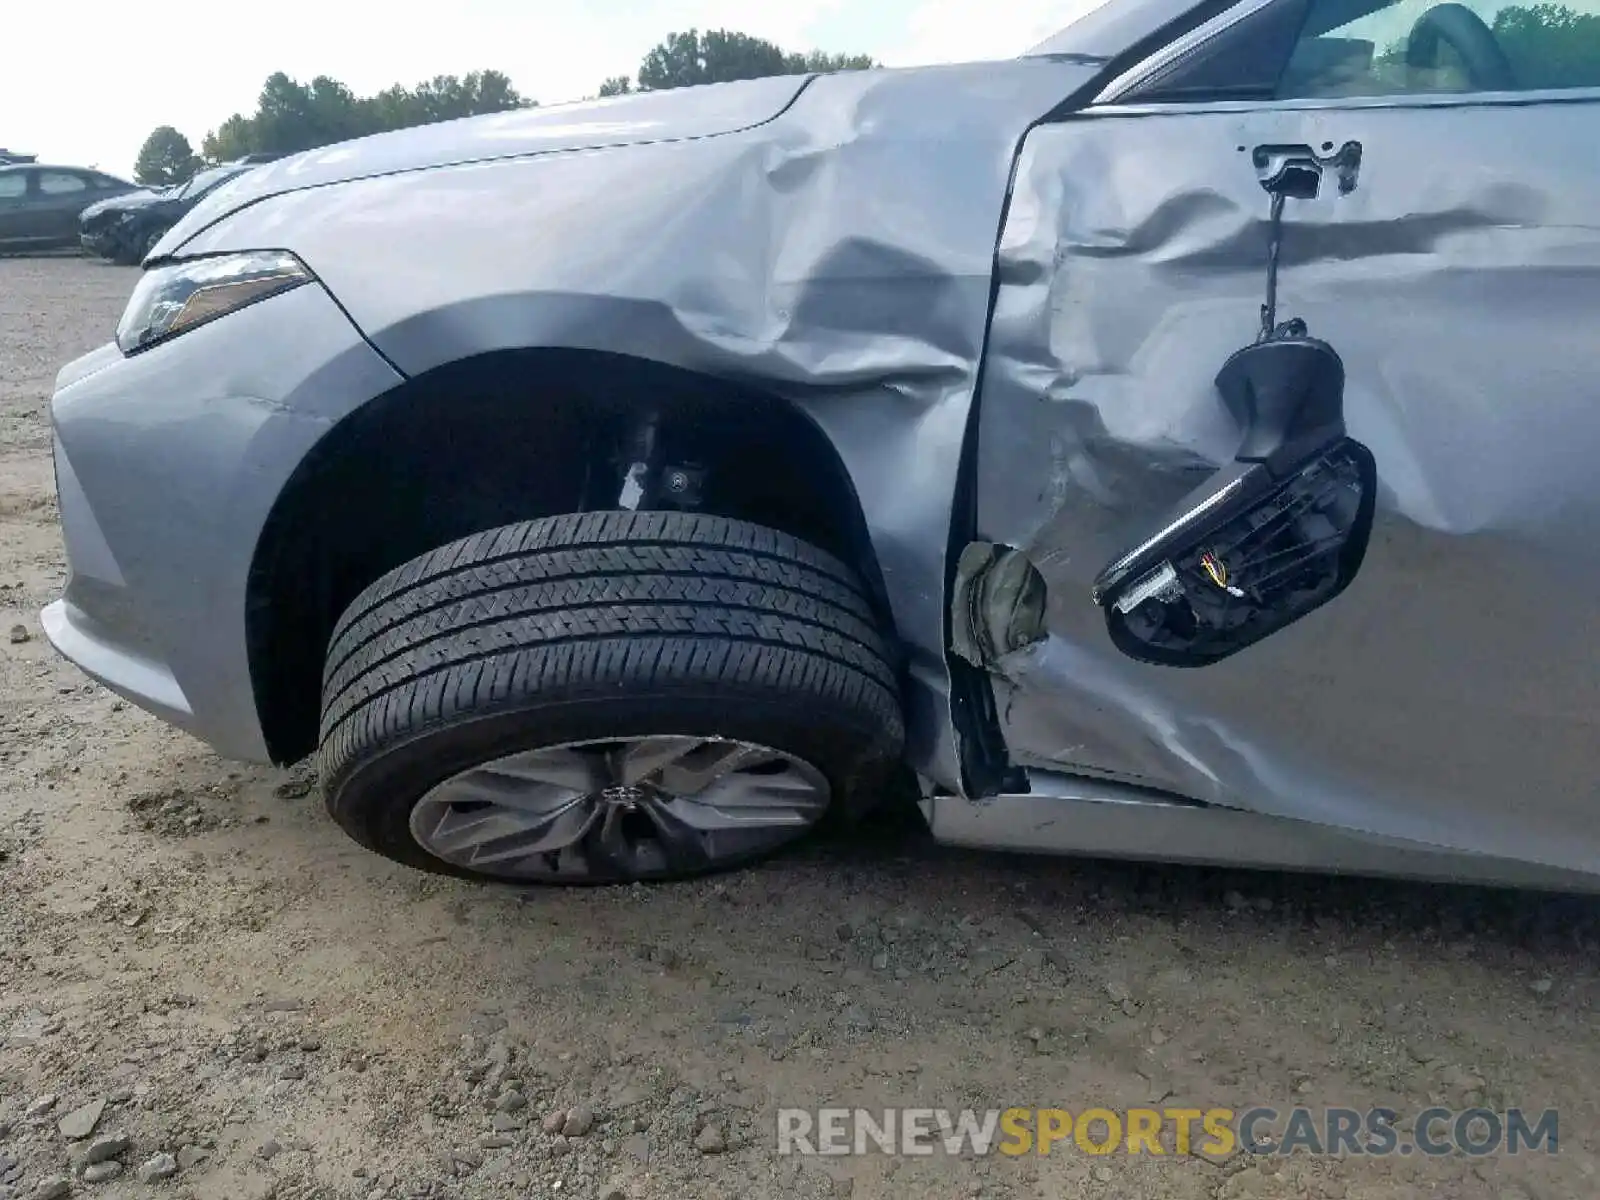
[135,5,1600,187]
[134,29,877,186]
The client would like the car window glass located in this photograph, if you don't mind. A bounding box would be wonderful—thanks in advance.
[0,173,25,199]
[1280,0,1600,95]
[39,171,88,194]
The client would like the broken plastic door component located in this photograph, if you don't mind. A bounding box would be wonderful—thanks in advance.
[1089,140,1378,667]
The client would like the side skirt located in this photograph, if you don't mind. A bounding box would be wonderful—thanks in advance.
[923,771,1600,893]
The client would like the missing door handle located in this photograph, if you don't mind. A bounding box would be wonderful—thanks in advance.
[1251,141,1363,198]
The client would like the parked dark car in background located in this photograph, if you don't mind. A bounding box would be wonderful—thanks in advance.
[0,149,38,165]
[79,158,277,265]
[0,163,134,253]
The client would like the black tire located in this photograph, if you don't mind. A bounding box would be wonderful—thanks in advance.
[140,224,168,259]
[317,511,905,884]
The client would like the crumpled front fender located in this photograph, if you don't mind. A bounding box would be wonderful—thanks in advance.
[165,59,1106,791]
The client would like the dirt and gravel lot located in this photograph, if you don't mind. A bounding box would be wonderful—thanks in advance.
[1,254,1597,1200]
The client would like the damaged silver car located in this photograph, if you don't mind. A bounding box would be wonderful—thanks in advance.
[42,0,1600,888]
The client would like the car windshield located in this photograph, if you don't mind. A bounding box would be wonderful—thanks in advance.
[174,166,242,200]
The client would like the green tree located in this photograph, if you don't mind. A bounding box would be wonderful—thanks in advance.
[1495,3,1600,87]
[789,49,878,73]
[1371,2,1599,88]
[200,69,530,163]
[133,126,199,187]
[614,29,877,94]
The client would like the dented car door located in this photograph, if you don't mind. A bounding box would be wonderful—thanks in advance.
[972,0,1600,870]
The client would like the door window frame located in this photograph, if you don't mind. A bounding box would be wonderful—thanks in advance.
[1091,0,1600,109]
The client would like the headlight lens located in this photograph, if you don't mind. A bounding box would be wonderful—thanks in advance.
[115,251,311,354]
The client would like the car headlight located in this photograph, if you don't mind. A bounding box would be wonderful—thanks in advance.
[115,251,312,354]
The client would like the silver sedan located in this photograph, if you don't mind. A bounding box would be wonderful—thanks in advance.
[41,0,1600,888]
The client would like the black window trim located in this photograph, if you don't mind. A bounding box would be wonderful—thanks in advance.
[1090,0,1600,108]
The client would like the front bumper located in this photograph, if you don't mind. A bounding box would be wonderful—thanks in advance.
[80,230,118,258]
[43,279,404,762]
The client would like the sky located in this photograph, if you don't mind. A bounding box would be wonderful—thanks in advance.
[2,0,1105,179]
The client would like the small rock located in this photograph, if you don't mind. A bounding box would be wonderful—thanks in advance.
[277,1063,305,1081]
[175,1146,210,1171]
[57,1099,106,1141]
[494,1090,527,1114]
[81,1163,121,1184]
[622,1134,650,1163]
[1093,1165,1114,1183]
[1530,977,1554,996]
[1224,891,1249,912]
[600,1187,628,1200]
[450,1148,484,1170]
[477,1134,514,1150]
[549,1136,572,1157]
[83,1135,130,1165]
[137,1154,178,1183]
[1103,980,1132,1005]
[260,1138,283,1160]
[490,1113,522,1132]
[870,952,889,971]
[33,1180,70,1200]
[694,1125,726,1155]
[26,1096,58,1119]
[298,1037,322,1052]
[262,998,302,1013]
[562,1106,595,1138]
[541,1110,567,1135]
[8,625,28,645]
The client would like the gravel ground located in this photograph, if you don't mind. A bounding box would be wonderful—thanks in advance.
[2,254,1597,1200]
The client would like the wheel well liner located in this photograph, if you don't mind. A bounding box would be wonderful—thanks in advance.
[245,348,898,764]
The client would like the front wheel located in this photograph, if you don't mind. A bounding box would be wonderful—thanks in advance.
[317,511,905,884]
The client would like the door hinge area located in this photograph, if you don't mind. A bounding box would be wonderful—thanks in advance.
[950,542,1048,667]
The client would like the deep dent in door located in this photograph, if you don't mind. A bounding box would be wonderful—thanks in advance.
[969,103,1600,871]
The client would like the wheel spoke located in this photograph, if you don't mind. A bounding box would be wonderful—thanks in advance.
[669,769,828,830]
[634,795,718,869]
[418,793,597,864]
[653,741,773,797]
[612,737,700,786]
[482,746,606,794]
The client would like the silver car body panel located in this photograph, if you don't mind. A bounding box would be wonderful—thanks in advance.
[44,284,405,760]
[975,92,1600,874]
[157,73,819,255]
[163,60,1105,788]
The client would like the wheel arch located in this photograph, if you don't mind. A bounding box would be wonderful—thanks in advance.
[246,346,899,764]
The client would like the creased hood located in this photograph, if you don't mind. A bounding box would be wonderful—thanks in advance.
[165,74,814,251]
